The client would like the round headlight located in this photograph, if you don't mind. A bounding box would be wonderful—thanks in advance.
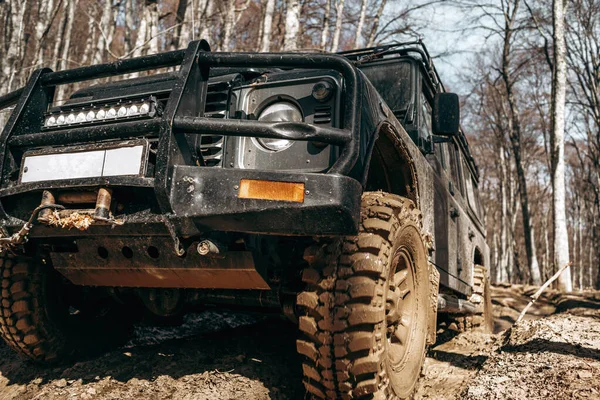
[255,102,303,151]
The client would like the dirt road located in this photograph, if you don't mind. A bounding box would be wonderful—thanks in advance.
[0,286,598,399]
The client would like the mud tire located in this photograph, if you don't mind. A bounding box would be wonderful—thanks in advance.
[296,192,431,399]
[0,255,134,363]
[450,265,493,333]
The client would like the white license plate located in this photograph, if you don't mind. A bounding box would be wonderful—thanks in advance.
[20,143,147,184]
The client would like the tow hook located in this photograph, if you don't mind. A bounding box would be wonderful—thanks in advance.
[197,239,226,259]
[93,188,112,222]
[37,190,56,223]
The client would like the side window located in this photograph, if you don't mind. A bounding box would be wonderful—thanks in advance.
[447,143,463,195]
[435,142,448,170]
[420,91,432,140]
[464,165,480,217]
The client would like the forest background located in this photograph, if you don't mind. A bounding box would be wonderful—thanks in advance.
[0,0,598,290]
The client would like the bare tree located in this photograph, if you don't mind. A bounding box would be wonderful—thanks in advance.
[56,0,79,101]
[331,0,345,52]
[31,0,59,69]
[222,0,237,50]
[2,0,29,91]
[176,0,194,49]
[284,0,300,50]
[367,0,387,47]
[198,0,214,43]
[320,0,332,50]
[551,0,572,291]
[260,0,276,51]
[498,0,543,285]
[133,1,150,57]
[95,0,116,64]
[81,3,98,65]
[148,0,160,54]
[355,0,368,48]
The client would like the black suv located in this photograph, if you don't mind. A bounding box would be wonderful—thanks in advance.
[0,40,490,399]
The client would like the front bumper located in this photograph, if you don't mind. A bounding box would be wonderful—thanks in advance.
[0,167,362,237]
[0,41,365,238]
[170,166,362,235]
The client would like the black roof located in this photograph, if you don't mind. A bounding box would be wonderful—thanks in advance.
[339,40,480,181]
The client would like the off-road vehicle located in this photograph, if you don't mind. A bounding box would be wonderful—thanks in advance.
[0,40,490,398]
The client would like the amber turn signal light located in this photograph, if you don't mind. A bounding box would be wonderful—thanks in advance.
[238,179,305,203]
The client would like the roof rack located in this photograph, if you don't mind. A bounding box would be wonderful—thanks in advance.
[338,40,444,93]
[339,40,480,181]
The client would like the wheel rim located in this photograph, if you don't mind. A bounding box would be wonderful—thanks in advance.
[385,246,418,367]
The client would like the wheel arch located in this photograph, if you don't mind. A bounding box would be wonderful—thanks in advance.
[364,121,419,206]
[473,246,484,267]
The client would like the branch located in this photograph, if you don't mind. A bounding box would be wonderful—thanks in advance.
[516,262,572,324]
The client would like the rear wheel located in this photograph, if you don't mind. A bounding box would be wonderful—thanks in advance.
[0,255,134,362]
[470,264,493,333]
[449,264,494,333]
[296,192,431,399]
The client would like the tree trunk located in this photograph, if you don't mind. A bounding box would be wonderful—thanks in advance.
[331,0,345,52]
[283,0,300,51]
[499,0,542,286]
[52,4,67,72]
[81,5,97,66]
[3,0,29,91]
[176,0,193,50]
[95,0,115,64]
[198,0,213,43]
[588,219,600,289]
[367,0,387,47]
[320,0,331,50]
[148,0,159,54]
[260,0,276,52]
[499,138,509,283]
[492,229,499,283]
[56,0,78,102]
[133,1,150,58]
[508,162,519,283]
[578,206,583,289]
[222,0,236,51]
[551,0,572,292]
[542,212,550,281]
[124,0,136,55]
[31,0,56,69]
[355,0,368,48]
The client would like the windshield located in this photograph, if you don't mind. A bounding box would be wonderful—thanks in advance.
[360,61,413,115]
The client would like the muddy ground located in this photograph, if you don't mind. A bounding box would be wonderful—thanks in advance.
[0,286,598,400]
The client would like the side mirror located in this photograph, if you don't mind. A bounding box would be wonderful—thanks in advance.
[432,93,460,136]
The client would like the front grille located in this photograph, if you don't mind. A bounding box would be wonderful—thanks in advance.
[313,105,332,124]
[200,82,235,167]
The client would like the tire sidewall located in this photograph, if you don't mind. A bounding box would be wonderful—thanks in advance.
[384,215,430,398]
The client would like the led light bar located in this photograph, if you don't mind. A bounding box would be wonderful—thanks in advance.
[43,98,157,130]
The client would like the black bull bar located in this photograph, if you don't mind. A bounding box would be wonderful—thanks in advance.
[0,40,364,236]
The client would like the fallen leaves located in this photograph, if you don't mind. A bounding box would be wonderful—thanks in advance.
[47,210,94,231]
